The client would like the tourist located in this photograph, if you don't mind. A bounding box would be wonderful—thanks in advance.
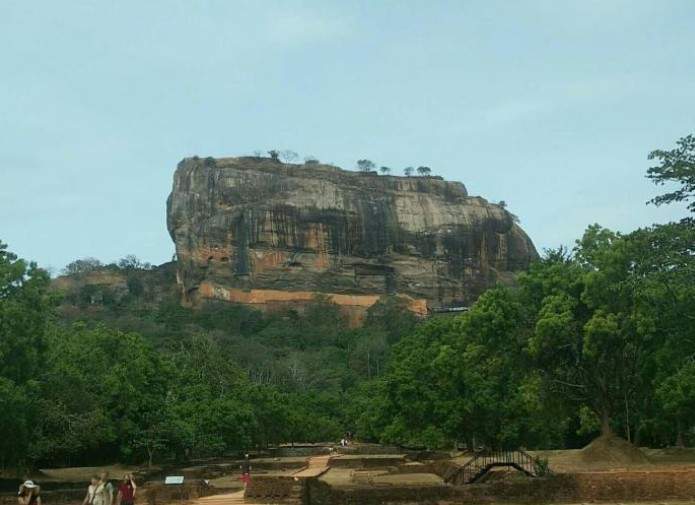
[94,472,114,505]
[82,477,99,505]
[240,454,251,488]
[18,481,41,505]
[116,474,136,505]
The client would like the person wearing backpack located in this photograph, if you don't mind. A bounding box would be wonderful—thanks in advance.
[93,472,114,505]
[82,477,99,505]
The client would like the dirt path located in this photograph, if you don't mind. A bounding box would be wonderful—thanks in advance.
[193,490,246,505]
[292,454,333,478]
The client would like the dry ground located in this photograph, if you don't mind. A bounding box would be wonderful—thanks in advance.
[320,466,444,487]
[10,440,695,505]
[449,436,695,474]
[37,465,142,482]
[531,443,695,473]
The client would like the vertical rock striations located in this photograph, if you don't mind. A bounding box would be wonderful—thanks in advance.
[167,156,537,321]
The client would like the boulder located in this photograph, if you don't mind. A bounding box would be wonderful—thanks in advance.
[167,156,537,322]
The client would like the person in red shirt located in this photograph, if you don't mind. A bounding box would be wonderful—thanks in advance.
[116,475,136,505]
[239,454,251,488]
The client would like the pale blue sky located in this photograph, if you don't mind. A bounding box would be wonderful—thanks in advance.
[1,0,693,273]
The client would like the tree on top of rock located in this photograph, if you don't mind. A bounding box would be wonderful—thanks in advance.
[417,166,432,176]
[117,254,152,271]
[403,166,414,177]
[357,159,376,172]
[379,166,391,175]
[280,150,299,163]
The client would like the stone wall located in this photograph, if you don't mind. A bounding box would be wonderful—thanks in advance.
[244,475,302,502]
[306,469,695,504]
[305,479,450,505]
[141,481,212,505]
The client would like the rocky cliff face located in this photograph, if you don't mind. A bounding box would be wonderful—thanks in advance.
[167,156,537,320]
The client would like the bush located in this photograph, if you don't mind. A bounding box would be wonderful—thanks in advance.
[534,456,551,476]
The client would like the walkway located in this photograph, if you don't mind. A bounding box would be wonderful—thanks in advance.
[292,454,333,478]
[190,454,334,505]
[194,490,246,505]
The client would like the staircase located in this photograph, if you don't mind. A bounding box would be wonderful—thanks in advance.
[446,449,541,485]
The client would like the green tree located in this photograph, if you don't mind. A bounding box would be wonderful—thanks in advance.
[0,241,53,469]
[166,334,262,456]
[367,289,565,449]
[657,360,695,447]
[377,317,456,448]
[647,134,695,211]
[525,226,663,438]
[0,241,53,384]
[625,221,695,444]
[35,324,171,465]
[0,377,33,469]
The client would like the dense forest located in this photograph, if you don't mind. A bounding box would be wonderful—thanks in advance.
[1,135,694,471]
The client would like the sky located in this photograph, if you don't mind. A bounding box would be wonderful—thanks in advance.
[1,0,693,274]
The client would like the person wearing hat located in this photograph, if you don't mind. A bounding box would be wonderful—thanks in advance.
[18,481,41,505]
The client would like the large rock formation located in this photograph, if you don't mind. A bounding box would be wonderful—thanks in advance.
[167,156,537,321]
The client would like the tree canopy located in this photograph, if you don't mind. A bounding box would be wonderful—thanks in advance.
[2,133,694,469]
[357,159,376,172]
[647,134,695,212]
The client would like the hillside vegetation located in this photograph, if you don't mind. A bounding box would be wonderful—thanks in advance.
[1,135,694,471]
